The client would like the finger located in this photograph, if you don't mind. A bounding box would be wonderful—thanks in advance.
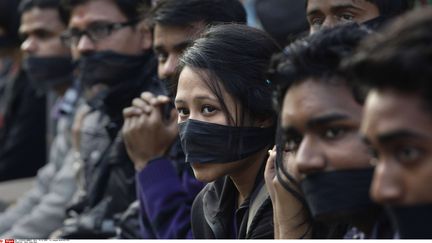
[265,152,276,178]
[132,98,152,114]
[140,92,157,105]
[155,95,170,105]
[122,118,132,139]
[130,116,141,130]
[123,106,143,118]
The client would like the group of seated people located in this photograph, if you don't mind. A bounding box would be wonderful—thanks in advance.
[0,0,431,239]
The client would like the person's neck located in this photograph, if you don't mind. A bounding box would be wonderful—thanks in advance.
[229,148,268,207]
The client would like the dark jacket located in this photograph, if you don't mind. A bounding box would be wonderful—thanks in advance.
[191,166,274,239]
[0,70,46,181]
[136,139,204,239]
[57,53,163,239]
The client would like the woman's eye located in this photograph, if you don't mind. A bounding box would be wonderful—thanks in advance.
[396,146,422,164]
[201,105,216,114]
[177,108,189,116]
[323,127,346,139]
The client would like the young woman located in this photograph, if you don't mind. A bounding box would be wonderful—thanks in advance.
[173,24,278,239]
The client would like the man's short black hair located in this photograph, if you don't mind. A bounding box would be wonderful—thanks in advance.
[343,7,432,110]
[305,0,409,17]
[19,0,68,25]
[150,0,246,27]
[61,0,151,23]
[269,24,371,110]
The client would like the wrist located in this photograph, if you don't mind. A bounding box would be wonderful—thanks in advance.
[133,155,167,172]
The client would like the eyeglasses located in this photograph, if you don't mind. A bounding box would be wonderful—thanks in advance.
[60,20,138,47]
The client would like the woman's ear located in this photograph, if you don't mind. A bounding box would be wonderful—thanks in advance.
[138,21,153,51]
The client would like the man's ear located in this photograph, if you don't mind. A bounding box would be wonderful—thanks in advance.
[138,21,153,51]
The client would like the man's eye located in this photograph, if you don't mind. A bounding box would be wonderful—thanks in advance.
[338,13,355,22]
[396,146,422,164]
[323,127,346,140]
[368,147,379,159]
[34,30,54,40]
[90,25,109,35]
[310,16,324,26]
[201,105,216,114]
[284,135,302,152]
[367,147,379,166]
[285,140,299,152]
[157,52,168,63]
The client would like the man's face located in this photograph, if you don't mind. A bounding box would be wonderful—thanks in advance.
[20,7,69,57]
[281,78,371,180]
[68,0,144,59]
[362,89,432,205]
[306,0,379,34]
[153,23,204,80]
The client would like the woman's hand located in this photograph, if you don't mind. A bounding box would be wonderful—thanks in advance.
[122,92,178,171]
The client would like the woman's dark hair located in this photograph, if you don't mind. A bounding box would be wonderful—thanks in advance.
[175,23,278,127]
[269,24,371,239]
[343,7,432,113]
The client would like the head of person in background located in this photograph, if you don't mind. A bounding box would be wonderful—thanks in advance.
[343,7,432,239]
[255,0,309,47]
[62,0,152,102]
[174,24,278,239]
[306,0,409,34]
[0,0,21,79]
[19,0,73,96]
[0,0,21,129]
[270,25,386,238]
[0,0,21,49]
[150,0,246,81]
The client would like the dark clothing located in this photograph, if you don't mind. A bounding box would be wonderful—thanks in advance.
[136,140,204,239]
[191,165,274,239]
[58,53,163,239]
[0,70,46,181]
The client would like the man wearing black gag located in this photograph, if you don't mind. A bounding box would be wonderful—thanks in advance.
[0,0,78,238]
[54,0,163,238]
[0,0,47,182]
[344,7,432,239]
[267,25,392,239]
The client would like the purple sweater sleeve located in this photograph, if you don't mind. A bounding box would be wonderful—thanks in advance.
[136,158,204,239]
